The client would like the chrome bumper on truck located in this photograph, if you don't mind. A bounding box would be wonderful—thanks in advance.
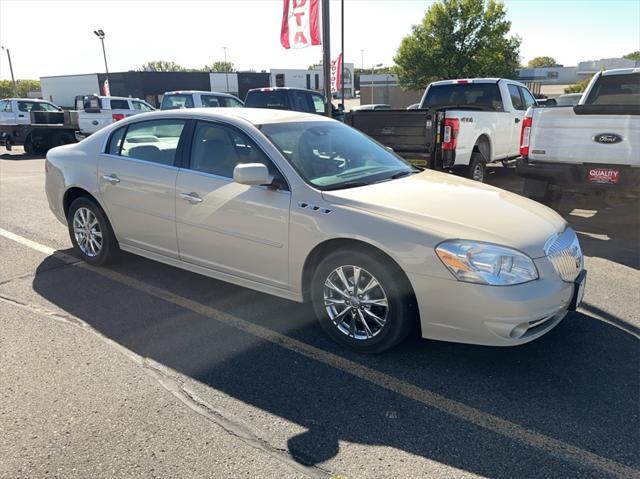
[517,158,640,191]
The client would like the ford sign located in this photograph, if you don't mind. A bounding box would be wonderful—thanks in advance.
[593,133,623,144]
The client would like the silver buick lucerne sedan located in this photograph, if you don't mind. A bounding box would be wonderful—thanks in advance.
[45,108,585,353]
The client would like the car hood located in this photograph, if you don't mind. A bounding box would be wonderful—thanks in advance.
[321,170,566,258]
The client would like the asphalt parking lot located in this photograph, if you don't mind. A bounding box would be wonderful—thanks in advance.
[1,148,638,478]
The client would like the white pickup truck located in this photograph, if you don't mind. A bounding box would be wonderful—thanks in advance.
[160,90,244,110]
[346,78,537,181]
[76,95,154,138]
[518,68,640,200]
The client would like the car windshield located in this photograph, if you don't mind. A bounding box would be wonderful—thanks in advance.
[245,90,288,109]
[260,121,416,190]
[160,94,194,109]
[585,73,640,105]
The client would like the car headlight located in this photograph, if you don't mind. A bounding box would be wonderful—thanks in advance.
[435,240,538,285]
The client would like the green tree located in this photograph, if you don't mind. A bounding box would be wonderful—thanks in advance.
[203,61,235,72]
[394,0,521,90]
[623,51,640,61]
[527,56,557,68]
[564,75,593,94]
[138,60,186,72]
[0,79,41,98]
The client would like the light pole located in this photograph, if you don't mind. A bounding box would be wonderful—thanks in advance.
[1,46,17,97]
[371,63,382,104]
[93,29,109,93]
[222,46,229,93]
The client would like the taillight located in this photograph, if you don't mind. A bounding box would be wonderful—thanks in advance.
[442,118,459,151]
[519,115,532,158]
[112,113,125,121]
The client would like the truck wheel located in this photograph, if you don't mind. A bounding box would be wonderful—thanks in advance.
[49,132,74,150]
[468,152,486,182]
[24,137,34,155]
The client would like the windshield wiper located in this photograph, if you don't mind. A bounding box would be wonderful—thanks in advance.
[388,170,414,180]
[323,181,372,191]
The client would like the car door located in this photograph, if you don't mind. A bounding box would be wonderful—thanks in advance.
[175,120,291,288]
[507,83,527,157]
[15,101,34,124]
[97,118,187,258]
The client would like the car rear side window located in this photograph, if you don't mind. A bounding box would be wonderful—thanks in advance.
[110,99,130,110]
[219,97,244,108]
[107,126,127,155]
[311,94,325,113]
[508,84,524,110]
[118,120,186,166]
[188,121,287,188]
[424,83,504,111]
[585,73,640,105]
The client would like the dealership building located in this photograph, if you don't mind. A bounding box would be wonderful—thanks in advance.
[40,63,355,109]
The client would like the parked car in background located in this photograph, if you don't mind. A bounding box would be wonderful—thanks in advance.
[518,68,640,200]
[553,93,583,106]
[353,104,392,111]
[160,91,244,110]
[345,78,537,181]
[76,95,155,138]
[244,87,326,114]
[45,108,585,353]
[0,98,77,153]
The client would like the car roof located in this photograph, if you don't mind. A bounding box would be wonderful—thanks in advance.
[116,107,331,127]
[247,87,318,93]
[4,98,54,102]
[600,68,640,76]
[163,90,238,98]
[430,78,526,87]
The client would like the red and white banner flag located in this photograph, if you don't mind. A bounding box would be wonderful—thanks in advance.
[280,0,321,49]
[102,79,111,96]
[330,53,342,93]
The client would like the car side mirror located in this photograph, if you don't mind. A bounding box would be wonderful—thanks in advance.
[233,163,272,186]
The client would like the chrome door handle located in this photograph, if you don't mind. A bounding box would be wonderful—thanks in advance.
[180,192,203,204]
[102,174,120,184]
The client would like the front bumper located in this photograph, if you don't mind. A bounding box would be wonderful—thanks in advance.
[517,158,640,191]
[409,257,579,346]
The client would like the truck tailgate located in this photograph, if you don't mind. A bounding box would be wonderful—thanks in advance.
[529,107,640,166]
[345,110,438,161]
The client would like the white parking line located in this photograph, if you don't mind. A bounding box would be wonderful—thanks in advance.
[0,226,637,479]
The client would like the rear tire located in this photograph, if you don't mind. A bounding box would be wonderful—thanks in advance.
[468,152,486,182]
[23,137,34,155]
[310,249,417,353]
[67,197,119,266]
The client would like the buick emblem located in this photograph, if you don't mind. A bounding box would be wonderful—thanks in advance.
[593,133,622,144]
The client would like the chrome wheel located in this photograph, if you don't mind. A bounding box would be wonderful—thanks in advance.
[72,207,103,257]
[323,265,389,340]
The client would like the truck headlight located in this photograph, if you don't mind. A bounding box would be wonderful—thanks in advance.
[435,240,538,285]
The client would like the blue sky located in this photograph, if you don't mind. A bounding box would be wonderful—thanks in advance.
[0,0,638,80]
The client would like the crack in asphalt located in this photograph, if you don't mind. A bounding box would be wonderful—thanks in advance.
[0,294,331,479]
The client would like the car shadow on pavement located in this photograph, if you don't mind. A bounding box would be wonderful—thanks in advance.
[31,251,639,478]
[0,152,43,160]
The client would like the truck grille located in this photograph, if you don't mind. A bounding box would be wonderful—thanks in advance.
[545,228,583,282]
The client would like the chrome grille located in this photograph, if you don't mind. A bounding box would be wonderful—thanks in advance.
[545,228,583,282]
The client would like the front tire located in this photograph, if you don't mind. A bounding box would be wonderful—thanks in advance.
[311,249,417,353]
[67,197,119,266]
